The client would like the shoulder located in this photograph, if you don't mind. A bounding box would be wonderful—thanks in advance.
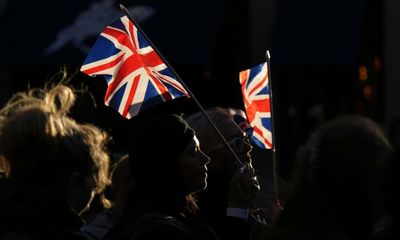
[121,213,192,240]
[133,221,190,240]
[80,208,121,240]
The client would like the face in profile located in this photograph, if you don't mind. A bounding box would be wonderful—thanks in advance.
[204,118,253,176]
[178,135,210,194]
[68,171,99,216]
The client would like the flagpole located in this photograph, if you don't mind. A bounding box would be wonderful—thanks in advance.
[265,50,282,209]
[119,4,243,166]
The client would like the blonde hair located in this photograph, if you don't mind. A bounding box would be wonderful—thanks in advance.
[0,82,110,193]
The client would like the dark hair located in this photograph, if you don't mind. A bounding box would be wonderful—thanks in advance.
[127,114,199,215]
[129,114,194,186]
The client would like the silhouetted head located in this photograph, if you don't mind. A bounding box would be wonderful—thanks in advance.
[129,114,209,196]
[289,115,392,238]
[185,107,252,184]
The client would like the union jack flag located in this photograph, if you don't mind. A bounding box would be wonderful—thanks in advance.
[81,16,189,119]
[239,62,272,149]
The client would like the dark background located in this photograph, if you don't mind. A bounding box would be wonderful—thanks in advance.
[0,0,394,180]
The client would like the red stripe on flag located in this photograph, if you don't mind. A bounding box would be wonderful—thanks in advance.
[248,71,268,97]
[149,73,172,101]
[126,20,137,49]
[83,53,125,76]
[103,27,135,51]
[105,55,142,100]
[122,74,141,118]
[140,50,164,69]
[156,74,188,96]
[239,70,249,85]
[254,127,272,148]
[253,98,270,112]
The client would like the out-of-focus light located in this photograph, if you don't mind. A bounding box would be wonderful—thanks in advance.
[363,85,373,99]
[359,65,368,81]
[373,57,382,71]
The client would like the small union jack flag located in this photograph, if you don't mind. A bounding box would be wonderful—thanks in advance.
[239,62,273,149]
[81,16,189,119]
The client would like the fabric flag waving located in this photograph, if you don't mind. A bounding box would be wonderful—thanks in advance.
[239,62,272,149]
[81,16,189,119]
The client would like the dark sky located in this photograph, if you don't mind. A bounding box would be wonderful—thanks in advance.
[0,0,224,65]
[271,0,366,65]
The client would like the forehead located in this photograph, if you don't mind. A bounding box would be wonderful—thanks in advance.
[193,135,200,146]
[178,137,199,161]
[184,136,199,150]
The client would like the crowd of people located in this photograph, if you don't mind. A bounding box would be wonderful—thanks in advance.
[0,72,399,240]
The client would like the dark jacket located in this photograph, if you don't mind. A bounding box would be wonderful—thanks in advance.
[103,189,219,240]
[197,176,252,240]
[0,179,86,240]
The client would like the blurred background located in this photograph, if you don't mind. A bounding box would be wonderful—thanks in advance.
[0,0,399,180]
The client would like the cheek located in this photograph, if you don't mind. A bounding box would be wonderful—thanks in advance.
[85,188,96,206]
[77,180,97,215]
[78,190,96,215]
[207,152,226,174]
[180,158,197,180]
[179,157,205,192]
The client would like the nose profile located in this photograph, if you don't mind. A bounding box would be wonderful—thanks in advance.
[241,138,253,153]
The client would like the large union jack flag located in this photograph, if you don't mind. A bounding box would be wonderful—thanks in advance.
[81,16,189,119]
[239,62,273,149]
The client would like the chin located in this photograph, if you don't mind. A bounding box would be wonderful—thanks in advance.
[78,203,91,216]
[190,182,207,194]
[201,181,208,190]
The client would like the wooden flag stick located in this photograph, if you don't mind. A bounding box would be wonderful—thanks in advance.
[119,4,243,166]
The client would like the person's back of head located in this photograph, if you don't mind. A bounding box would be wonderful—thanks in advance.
[382,141,400,239]
[0,83,110,215]
[311,116,391,217]
[271,115,393,240]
